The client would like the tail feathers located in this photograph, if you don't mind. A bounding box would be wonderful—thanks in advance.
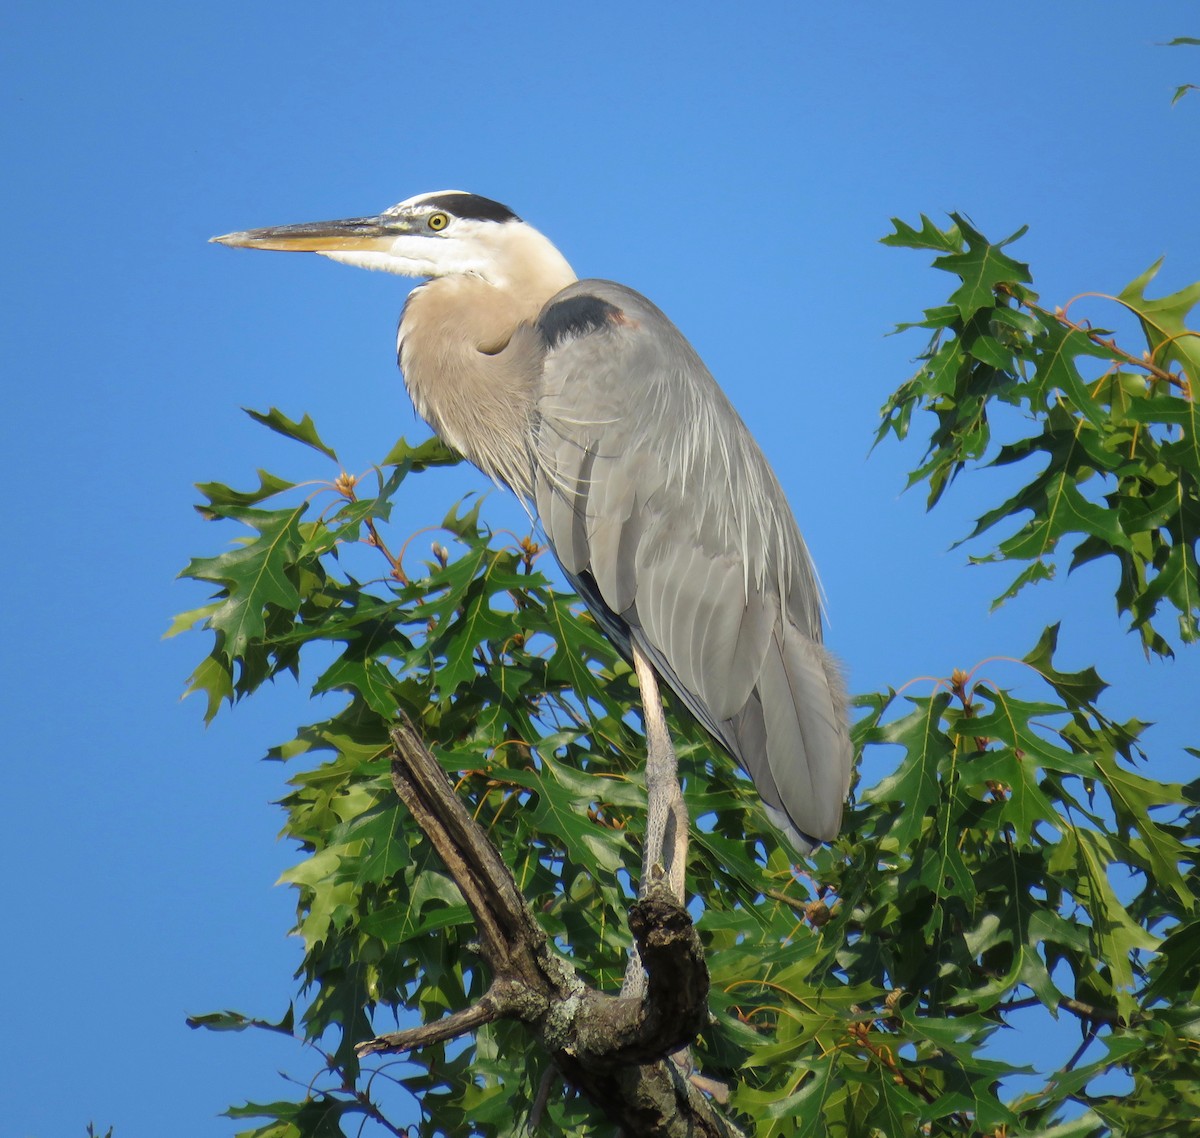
[729,622,852,851]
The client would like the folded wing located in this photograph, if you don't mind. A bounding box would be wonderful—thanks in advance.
[531,280,852,851]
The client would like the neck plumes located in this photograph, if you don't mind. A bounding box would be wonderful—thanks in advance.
[397,226,576,499]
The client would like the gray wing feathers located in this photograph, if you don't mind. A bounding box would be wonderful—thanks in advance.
[740,626,850,847]
[532,280,852,849]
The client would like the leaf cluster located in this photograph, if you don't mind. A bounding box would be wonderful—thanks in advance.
[177,412,778,1134]
[177,387,1198,1135]
[878,215,1200,656]
[808,626,1200,1136]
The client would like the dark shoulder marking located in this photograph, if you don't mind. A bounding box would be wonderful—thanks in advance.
[423,192,520,224]
[538,294,624,350]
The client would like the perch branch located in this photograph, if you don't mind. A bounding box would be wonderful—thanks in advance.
[352,716,743,1138]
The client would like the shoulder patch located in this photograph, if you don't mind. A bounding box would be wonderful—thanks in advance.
[538,294,624,350]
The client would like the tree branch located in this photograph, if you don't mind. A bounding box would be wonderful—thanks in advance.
[1059,996,1141,1028]
[355,996,500,1057]
[353,716,742,1138]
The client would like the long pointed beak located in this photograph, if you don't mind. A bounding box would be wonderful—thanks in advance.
[211,215,407,253]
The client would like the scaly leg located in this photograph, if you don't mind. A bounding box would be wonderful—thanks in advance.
[621,642,690,997]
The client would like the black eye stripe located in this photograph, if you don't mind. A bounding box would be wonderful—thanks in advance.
[419,193,520,224]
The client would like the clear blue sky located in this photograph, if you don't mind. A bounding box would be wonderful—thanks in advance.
[3,3,1197,1134]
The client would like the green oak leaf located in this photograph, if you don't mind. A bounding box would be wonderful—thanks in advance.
[933,214,1032,320]
[243,406,338,461]
[880,214,962,253]
[861,692,953,847]
[1117,259,1200,386]
[183,505,305,658]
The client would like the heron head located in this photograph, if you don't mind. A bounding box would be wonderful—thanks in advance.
[212,191,575,291]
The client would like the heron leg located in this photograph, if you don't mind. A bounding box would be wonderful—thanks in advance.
[621,642,690,998]
[633,641,689,902]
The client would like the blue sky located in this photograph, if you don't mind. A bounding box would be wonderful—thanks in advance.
[3,3,1197,1134]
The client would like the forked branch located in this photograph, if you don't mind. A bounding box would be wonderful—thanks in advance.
[353,717,742,1138]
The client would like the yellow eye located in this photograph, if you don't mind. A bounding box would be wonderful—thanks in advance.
[428,212,450,231]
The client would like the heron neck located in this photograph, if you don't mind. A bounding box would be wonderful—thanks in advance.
[398,272,566,497]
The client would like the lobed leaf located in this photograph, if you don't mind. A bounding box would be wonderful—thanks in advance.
[242,406,338,460]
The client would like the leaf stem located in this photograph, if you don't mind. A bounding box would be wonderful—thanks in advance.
[335,472,409,584]
[1000,285,1189,394]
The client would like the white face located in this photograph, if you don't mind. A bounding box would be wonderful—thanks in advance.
[321,193,509,280]
[212,190,576,291]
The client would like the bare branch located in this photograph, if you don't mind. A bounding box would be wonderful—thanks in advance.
[388,719,562,989]
[356,997,499,1057]
[1059,996,1141,1028]
[370,715,744,1138]
[529,1064,557,1131]
[573,889,710,1066]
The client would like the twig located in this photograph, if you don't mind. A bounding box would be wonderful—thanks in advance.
[334,472,409,583]
[1059,996,1138,1027]
[1063,1024,1098,1073]
[765,888,808,916]
[347,1087,411,1137]
[997,283,1191,394]
[356,997,501,1058]
[529,1064,557,1131]
[975,992,1138,1028]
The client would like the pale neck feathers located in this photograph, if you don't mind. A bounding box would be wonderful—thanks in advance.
[398,225,577,498]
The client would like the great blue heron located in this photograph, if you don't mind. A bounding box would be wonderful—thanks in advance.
[213,190,852,918]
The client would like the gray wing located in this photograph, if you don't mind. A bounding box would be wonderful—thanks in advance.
[530,280,852,851]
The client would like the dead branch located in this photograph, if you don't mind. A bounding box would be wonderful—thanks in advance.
[355,996,500,1057]
[352,716,744,1138]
